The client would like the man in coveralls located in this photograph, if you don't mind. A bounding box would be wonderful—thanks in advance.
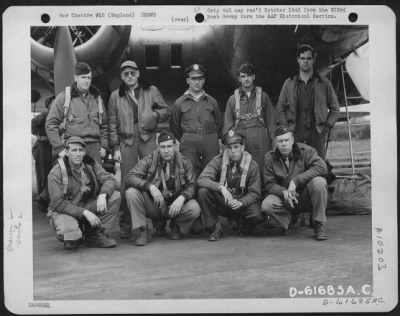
[108,60,170,239]
[47,137,121,250]
[124,131,201,246]
[170,63,223,177]
[224,63,276,170]
[198,130,263,241]
[261,126,329,241]
[276,44,340,159]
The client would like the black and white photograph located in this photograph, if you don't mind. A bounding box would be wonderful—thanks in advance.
[3,5,397,314]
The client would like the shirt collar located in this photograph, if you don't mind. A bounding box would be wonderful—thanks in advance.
[274,143,301,160]
[183,89,206,100]
[297,72,318,84]
[239,86,256,97]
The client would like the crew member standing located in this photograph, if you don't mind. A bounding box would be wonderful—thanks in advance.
[276,44,340,158]
[46,62,108,163]
[170,64,222,177]
[224,63,276,170]
[108,60,170,239]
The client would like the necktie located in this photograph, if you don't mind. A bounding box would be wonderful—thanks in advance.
[284,157,290,169]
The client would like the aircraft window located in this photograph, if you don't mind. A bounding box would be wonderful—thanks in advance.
[145,45,160,69]
[171,43,182,68]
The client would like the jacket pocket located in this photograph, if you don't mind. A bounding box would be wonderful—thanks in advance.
[142,112,157,131]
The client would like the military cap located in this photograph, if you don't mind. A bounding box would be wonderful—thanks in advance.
[74,62,92,76]
[66,136,86,147]
[158,131,176,144]
[120,60,139,71]
[223,129,245,146]
[238,63,255,75]
[274,125,292,137]
[185,64,206,78]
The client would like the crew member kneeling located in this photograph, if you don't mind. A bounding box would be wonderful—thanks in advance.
[198,130,264,241]
[125,131,201,246]
[261,126,328,241]
[47,136,120,250]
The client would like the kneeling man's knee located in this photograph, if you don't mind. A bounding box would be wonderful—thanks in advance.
[261,195,281,215]
[308,176,327,192]
[125,187,141,201]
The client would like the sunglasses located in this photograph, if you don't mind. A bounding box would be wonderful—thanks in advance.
[122,70,138,77]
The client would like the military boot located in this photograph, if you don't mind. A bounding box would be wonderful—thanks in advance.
[64,240,80,250]
[169,221,182,240]
[86,228,117,248]
[208,222,223,242]
[314,222,328,241]
[135,226,151,246]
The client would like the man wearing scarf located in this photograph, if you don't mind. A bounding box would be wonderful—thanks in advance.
[197,130,263,241]
[46,62,108,163]
[261,126,329,241]
[107,60,170,239]
[124,131,200,246]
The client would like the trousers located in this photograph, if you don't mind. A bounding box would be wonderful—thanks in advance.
[179,132,220,177]
[198,187,263,231]
[119,126,157,235]
[48,191,121,241]
[237,125,272,172]
[125,187,201,234]
[33,140,53,197]
[261,176,327,230]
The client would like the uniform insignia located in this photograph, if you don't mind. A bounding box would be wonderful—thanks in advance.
[193,64,199,70]
[228,130,234,137]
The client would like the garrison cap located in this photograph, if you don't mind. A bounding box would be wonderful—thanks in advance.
[74,62,92,76]
[223,129,245,146]
[120,60,139,71]
[66,136,86,147]
[185,64,206,78]
[238,63,255,75]
[274,125,292,137]
[158,131,176,144]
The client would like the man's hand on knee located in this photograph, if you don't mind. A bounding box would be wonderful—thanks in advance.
[169,195,185,218]
[96,193,107,213]
[83,210,101,227]
[150,185,165,208]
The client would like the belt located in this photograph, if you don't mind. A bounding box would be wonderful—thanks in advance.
[36,135,48,141]
[184,128,216,136]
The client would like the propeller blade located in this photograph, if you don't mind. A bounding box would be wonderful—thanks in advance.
[53,26,76,95]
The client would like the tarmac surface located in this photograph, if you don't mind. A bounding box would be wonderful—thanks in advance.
[32,201,372,300]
